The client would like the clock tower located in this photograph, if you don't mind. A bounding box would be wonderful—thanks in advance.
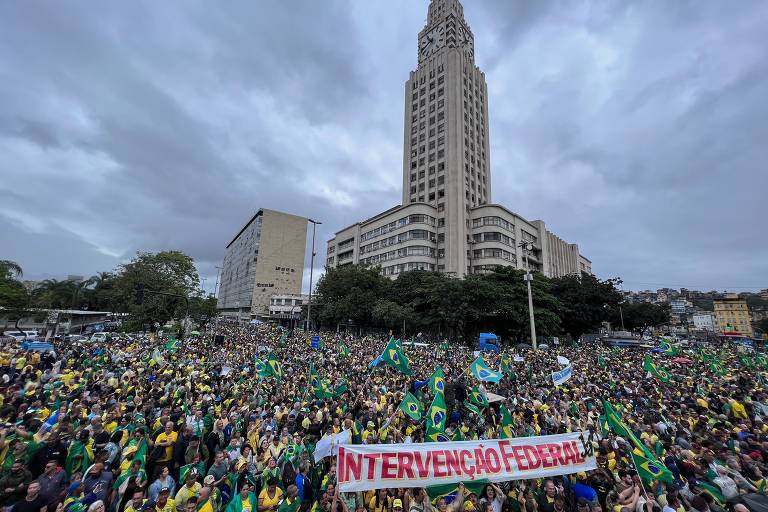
[402,0,491,276]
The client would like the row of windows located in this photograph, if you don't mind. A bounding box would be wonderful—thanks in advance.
[338,237,355,250]
[471,231,515,246]
[337,250,353,262]
[327,246,335,254]
[327,256,334,265]
[472,216,515,232]
[361,246,436,266]
[381,262,436,276]
[360,214,437,242]
[360,229,436,254]
[471,248,517,262]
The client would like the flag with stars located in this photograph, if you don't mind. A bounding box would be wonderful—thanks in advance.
[632,452,673,483]
[267,353,283,382]
[380,337,413,375]
[398,392,424,422]
[429,367,446,396]
[500,405,515,439]
[254,357,269,378]
[426,391,447,439]
[643,355,671,383]
[469,386,489,408]
[469,355,503,383]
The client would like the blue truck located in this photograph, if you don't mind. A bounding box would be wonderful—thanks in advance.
[479,332,500,352]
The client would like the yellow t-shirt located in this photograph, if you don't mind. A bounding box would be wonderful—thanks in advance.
[154,431,178,462]
[259,487,283,509]
[155,498,176,512]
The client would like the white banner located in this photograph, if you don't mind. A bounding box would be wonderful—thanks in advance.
[337,432,596,492]
[314,429,352,463]
[513,355,524,362]
[551,365,573,386]
[557,356,570,366]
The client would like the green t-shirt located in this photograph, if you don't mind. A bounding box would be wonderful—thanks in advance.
[278,497,302,512]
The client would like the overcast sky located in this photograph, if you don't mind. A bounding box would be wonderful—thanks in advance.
[2,0,767,294]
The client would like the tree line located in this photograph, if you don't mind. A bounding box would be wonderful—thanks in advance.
[0,252,217,332]
[311,265,670,342]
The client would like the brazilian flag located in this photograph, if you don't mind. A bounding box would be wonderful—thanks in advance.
[500,406,515,439]
[426,392,447,440]
[428,480,489,504]
[429,367,446,396]
[439,340,449,352]
[697,482,726,506]
[463,400,482,417]
[659,339,680,356]
[267,353,284,382]
[468,386,488,408]
[597,355,608,369]
[643,355,671,383]
[333,380,349,398]
[452,428,465,441]
[469,355,503,383]
[338,341,350,359]
[380,337,413,375]
[603,401,656,461]
[254,357,270,378]
[399,392,424,421]
[309,364,321,390]
[631,452,673,483]
[500,355,514,377]
[165,337,179,352]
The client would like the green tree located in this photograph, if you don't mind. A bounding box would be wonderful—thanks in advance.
[371,299,414,332]
[550,274,623,339]
[477,267,561,343]
[31,279,80,309]
[312,265,391,329]
[613,301,670,332]
[112,251,200,330]
[0,260,29,310]
[189,294,218,327]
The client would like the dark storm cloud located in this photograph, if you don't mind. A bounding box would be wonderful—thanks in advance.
[0,0,765,292]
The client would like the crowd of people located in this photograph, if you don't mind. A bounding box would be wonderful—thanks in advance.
[0,323,766,512]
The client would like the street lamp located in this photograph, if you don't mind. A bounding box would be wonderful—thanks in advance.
[307,219,322,332]
[518,241,537,350]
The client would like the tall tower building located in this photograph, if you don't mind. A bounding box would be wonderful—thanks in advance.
[402,0,490,276]
[325,0,591,280]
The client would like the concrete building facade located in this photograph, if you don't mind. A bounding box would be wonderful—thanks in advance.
[713,294,753,336]
[692,313,715,331]
[217,209,307,319]
[326,0,591,280]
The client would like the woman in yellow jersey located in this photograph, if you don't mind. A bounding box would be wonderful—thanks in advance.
[259,478,284,512]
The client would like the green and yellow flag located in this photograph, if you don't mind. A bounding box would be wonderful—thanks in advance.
[468,386,489,408]
[399,392,424,422]
[429,367,446,396]
[381,337,412,375]
[643,355,671,383]
[338,341,350,359]
[469,355,503,383]
[426,391,447,440]
[254,357,269,378]
[267,353,283,382]
[500,406,515,439]
[631,452,673,483]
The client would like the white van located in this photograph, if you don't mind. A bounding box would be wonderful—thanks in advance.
[90,332,108,343]
[3,331,39,341]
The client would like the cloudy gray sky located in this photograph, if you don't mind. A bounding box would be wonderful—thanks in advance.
[1,0,766,293]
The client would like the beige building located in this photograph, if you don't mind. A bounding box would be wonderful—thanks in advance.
[713,294,753,336]
[217,209,307,319]
[326,0,590,279]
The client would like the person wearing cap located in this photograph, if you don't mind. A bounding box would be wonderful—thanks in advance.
[174,470,202,512]
[154,486,175,512]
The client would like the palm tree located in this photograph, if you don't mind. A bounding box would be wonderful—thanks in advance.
[0,260,23,280]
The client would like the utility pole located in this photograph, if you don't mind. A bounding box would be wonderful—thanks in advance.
[519,242,537,350]
[307,219,322,332]
[213,266,223,298]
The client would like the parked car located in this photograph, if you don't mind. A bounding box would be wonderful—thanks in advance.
[3,330,39,341]
[90,332,108,342]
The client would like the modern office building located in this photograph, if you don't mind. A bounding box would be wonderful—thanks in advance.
[217,209,308,319]
[326,0,590,279]
[713,294,753,336]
